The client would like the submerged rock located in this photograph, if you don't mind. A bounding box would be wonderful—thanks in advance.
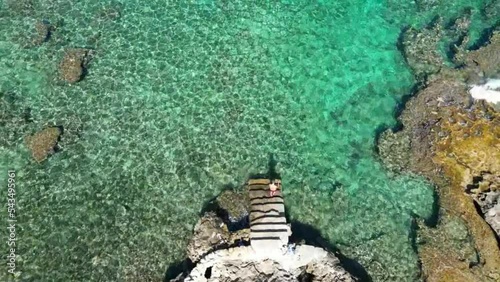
[96,5,122,22]
[483,1,500,20]
[417,215,481,282]
[376,130,411,173]
[32,20,53,46]
[59,48,93,83]
[25,126,62,163]
[400,20,445,78]
[3,0,35,16]
[414,0,440,11]
[215,189,250,224]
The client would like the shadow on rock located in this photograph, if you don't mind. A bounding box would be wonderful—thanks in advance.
[163,258,193,282]
[289,221,372,282]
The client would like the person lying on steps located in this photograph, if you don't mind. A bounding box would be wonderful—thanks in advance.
[268,179,281,197]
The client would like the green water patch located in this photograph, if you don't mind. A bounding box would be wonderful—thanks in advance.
[0,1,497,281]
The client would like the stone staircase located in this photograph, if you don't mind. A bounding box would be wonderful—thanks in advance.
[247,178,290,253]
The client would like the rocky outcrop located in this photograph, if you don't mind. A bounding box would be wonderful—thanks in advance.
[186,212,230,264]
[192,256,355,282]
[465,172,500,236]
[186,187,252,264]
[304,253,358,282]
[380,76,474,176]
[203,259,298,282]
[177,180,357,282]
[378,25,500,282]
[415,87,500,281]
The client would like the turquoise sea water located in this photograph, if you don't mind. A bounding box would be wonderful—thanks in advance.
[0,1,497,281]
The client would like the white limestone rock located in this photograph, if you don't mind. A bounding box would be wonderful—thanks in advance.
[306,254,357,282]
[181,244,356,282]
[482,191,500,237]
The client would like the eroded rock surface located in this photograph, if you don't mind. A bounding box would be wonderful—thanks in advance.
[182,246,356,282]
[186,212,230,264]
[208,260,298,282]
[467,172,500,236]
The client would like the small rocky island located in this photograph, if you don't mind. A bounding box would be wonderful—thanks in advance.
[169,177,358,282]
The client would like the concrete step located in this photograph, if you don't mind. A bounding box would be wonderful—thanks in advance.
[246,178,290,253]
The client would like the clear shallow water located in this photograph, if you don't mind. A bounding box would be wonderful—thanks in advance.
[0,1,496,281]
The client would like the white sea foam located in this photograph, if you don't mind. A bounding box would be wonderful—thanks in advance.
[469,78,500,104]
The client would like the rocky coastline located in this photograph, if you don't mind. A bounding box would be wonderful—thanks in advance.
[378,20,500,281]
